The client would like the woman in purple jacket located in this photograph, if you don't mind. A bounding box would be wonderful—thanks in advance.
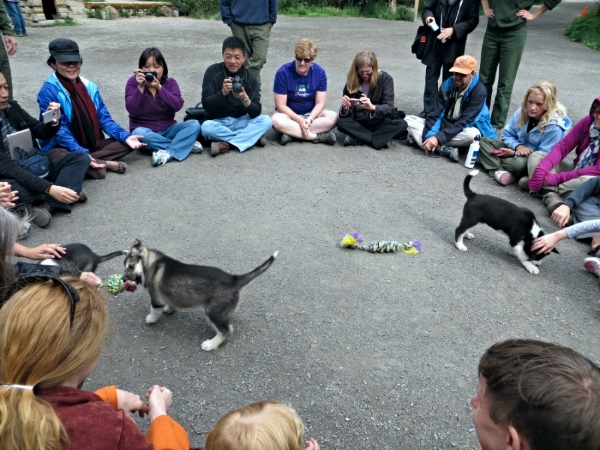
[125,48,201,167]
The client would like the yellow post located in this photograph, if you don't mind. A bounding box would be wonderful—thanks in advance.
[389,0,397,12]
[414,0,420,21]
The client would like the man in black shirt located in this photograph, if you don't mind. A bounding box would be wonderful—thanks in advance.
[201,36,273,157]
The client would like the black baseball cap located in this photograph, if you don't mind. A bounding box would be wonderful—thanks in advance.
[49,39,82,63]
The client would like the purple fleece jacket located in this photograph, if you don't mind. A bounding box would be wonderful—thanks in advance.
[529,96,600,191]
[125,76,184,132]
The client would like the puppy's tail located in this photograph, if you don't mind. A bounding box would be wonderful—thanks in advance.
[464,170,479,199]
[236,251,279,288]
[99,250,129,263]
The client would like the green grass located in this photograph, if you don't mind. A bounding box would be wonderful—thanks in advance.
[565,8,600,51]
[52,15,78,25]
[280,2,420,20]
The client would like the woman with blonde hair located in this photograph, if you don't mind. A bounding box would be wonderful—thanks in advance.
[477,80,571,186]
[337,50,407,150]
[205,401,320,450]
[0,274,191,450]
[271,38,338,146]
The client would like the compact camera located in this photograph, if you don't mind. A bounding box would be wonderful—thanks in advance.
[229,76,245,94]
[142,71,157,82]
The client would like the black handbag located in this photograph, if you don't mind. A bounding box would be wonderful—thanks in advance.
[411,25,432,61]
[184,102,206,124]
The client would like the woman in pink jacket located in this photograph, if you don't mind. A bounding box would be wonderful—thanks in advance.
[527,96,600,211]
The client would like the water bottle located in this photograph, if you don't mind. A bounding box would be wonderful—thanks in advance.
[464,134,480,169]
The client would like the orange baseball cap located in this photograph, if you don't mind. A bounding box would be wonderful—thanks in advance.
[449,55,477,74]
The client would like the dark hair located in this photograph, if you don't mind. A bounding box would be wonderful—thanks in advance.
[479,339,600,450]
[222,36,246,55]
[138,47,168,84]
[46,56,83,69]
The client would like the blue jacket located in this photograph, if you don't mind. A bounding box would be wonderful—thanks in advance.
[425,73,496,144]
[220,0,278,25]
[37,73,130,154]
[501,107,572,154]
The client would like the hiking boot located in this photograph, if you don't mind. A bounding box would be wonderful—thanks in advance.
[191,141,203,154]
[314,131,336,145]
[518,176,530,192]
[436,145,459,162]
[32,203,52,228]
[343,135,360,147]
[256,135,267,147]
[152,149,171,166]
[18,222,31,240]
[77,189,88,203]
[543,192,564,214]
[280,133,293,145]
[210,141,230,157]
[584,257,600,279]
[406,134,416,146]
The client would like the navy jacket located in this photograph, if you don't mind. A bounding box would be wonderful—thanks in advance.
[220,0,278,25]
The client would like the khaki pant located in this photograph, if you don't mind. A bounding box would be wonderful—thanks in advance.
[405,115,480,150]
[230,22,272,92]
[477,137,528,178]
[527,151,595,196]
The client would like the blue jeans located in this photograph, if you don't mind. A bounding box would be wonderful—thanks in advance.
[4,1,26,34]
[201,114,272,152]
[132,120,201,162]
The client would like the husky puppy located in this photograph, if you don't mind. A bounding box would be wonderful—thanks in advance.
[40,243,127,273]
[122,239,278,351]
[455,170,557,275]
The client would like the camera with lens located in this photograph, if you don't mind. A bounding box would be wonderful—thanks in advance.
[229,76,245,94]
[142,71,157,82]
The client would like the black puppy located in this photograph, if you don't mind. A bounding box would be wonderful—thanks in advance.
[40,243,126,273]
[455,170,557,275]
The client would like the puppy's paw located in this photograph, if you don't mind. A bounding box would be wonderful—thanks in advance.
[163,304,176,314]
[201,339,218,351]
[527,265,540,275]
[146,314,159,324]
[455,242,468,252]
[465,232,474,240]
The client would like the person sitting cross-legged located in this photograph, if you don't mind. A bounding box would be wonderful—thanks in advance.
[404,55,496,162]
[201,36,273,157]
[271,38,338,146]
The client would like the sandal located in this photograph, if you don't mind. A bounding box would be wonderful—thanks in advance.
[116,161,127,174]
[493,170,517,186]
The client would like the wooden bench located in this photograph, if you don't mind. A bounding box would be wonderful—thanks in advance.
[84,2,173,9]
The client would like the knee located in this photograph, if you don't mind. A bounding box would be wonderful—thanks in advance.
[255,115,273,129]
[183,120,201,133]
[201,120,217,135]
[132,127,152,136]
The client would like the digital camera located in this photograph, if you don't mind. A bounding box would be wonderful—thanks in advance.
[142,71,157,82]
[230,76,245,94]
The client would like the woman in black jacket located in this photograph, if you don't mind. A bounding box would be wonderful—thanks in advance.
[420,0,479,115]
[337,50,407,150]
[0,70,88,228]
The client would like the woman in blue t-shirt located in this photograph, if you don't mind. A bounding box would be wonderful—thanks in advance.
[271,39,338,146]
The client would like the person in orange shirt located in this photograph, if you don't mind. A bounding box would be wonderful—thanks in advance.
[0,275,190,450]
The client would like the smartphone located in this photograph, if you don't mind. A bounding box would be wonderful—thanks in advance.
[42,109,57,124]
[490,149,504,155]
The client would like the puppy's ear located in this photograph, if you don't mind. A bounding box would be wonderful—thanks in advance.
[552,248,560,254]
[130,239,142,256]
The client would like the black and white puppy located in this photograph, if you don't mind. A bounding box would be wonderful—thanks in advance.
[40,243,127,273]
[455,170,557,275]
[122,239,278,351]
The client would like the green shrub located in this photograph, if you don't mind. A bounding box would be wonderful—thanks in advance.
[117,5,130,17]
[170,0,218,16]
[131,7,140,16]
[565,6,600,51]
[94,7,102,19]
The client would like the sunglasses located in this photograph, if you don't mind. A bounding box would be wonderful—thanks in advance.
[295,56,313,64]
[2,274,80,325]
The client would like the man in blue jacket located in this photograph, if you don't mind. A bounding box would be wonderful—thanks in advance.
[220,0,278,93]
[405,55,496,162]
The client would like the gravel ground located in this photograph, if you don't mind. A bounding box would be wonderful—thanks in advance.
[10,1,600,448]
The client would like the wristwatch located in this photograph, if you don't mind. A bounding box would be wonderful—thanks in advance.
[242,97,249,104]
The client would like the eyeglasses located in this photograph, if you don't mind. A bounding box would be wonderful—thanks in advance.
[295,56,313,64]
[2,274,80,326]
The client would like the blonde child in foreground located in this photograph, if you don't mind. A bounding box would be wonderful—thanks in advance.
[204,401,320,450]
[532,219,600,279]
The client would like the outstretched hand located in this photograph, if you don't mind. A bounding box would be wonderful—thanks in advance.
[146,385,173,422]
[531,230,567,254]
[117,388,150,419]
[126,135,147,150]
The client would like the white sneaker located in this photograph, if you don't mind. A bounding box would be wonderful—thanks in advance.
[152,149,171,166]
[584,257,600,278]
[191,141,203,154]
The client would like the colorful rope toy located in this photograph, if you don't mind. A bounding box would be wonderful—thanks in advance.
[340,232,423,255]
[101,274,137,295]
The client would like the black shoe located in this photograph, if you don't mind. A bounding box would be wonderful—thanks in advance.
[32,204,52,228]
[418,111,427,119]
